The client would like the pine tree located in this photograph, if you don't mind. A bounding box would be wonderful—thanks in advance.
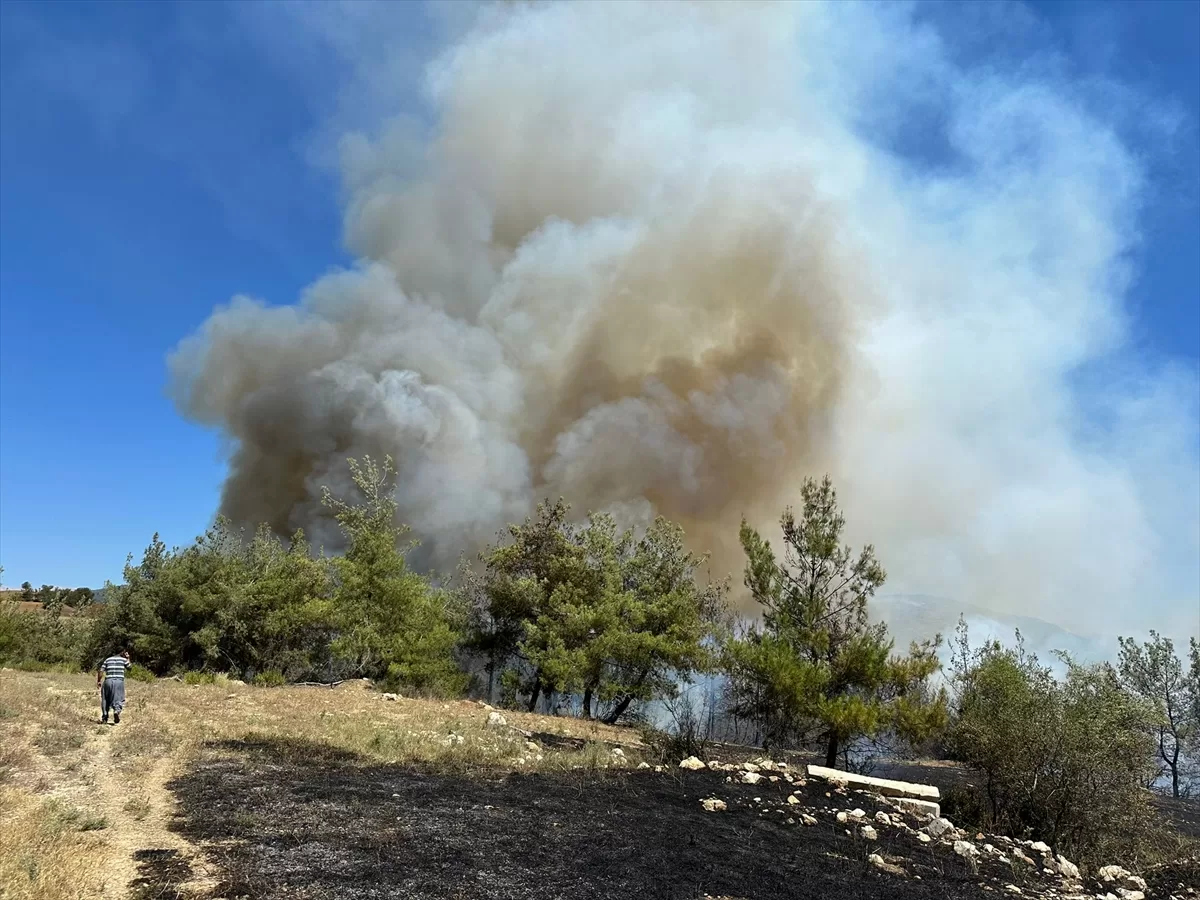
[471,499,586,711]
[322,455,465,694]
[1117,631,1199,798]
[470,503,727,720]
[596,517,728,723]
[724,475,946,766]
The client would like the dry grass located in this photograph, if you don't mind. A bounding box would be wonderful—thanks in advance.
[0,791,111,900]
[0,669,645,899]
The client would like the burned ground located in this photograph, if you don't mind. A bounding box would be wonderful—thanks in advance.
[7,673,1194,900]
[159,737,1010,900]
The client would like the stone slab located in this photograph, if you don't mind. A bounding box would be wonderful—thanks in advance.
[805,764,941,801]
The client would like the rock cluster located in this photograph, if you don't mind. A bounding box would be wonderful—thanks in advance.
[675,756,1185,900]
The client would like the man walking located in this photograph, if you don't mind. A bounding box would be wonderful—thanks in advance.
[97,649,132,725]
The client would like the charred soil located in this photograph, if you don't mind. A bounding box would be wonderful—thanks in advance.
[161,737,1009,900]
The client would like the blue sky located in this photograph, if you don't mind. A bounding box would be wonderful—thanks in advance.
[0,0,1197,592]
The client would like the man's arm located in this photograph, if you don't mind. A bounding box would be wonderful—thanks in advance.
[96,664,103,687]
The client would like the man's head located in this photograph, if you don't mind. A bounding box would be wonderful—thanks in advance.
[120,649,130,660]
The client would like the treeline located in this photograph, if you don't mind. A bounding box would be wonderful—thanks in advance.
[9,581,95,611]
[2,460,952,752]
[2,457,1198,865]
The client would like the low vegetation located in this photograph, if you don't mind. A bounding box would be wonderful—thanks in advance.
[945,623,1167,866]
[1,461,1197,894]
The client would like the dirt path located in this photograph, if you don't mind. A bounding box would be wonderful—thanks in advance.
[87,728,207,898]
[15,681,213,899]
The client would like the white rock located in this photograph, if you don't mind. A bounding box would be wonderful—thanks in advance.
[875,811,891,825]
[1099,867,1148,894]
[867,853,905,876]
[740,762,761,773]
[925,817,955,839]
[787,795,801,806]
[801,814,818,826]
[382,692,400,701]
[486,711,507,728]
[1028,841,1051,855]
[1099,865,1129,883]
[525,741,540,752]
[740,772,764,785]
[860,825,878,840]
[1055,855,1081,882]
[679,756,706,771]
[611,747,625,758]
[1003,886,1022,895]
[917,832,932,843]
[953,840,978,859]
[637,762,651,770]
[1116,891,1145,900]
[700,798,727,812]
[836,811,849,823]
[850,808,866,820]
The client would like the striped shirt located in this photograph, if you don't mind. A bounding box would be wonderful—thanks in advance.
[100,656,131,680]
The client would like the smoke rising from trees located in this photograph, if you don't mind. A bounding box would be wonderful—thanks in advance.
[168,1,1199,637]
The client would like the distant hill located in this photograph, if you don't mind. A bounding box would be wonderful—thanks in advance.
[872,593,1112,667]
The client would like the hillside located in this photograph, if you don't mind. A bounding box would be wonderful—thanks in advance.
[872,595,1113,664]
[2,671,1195,900]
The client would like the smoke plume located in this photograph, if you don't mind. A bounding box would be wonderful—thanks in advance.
[169,1,1199,637]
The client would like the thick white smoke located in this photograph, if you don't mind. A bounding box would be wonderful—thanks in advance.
[169,1,1199,638]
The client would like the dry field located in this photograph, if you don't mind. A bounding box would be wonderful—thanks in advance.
[0,670,636,900]
[2,670,1196,900]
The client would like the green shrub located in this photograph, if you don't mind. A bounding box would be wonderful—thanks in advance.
[0,602,89,671]
[182,671,216,685]
[126,664,156,683]
[253,670,286,688]
[947,621,1160,867]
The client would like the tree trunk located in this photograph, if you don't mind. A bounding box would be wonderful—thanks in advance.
[581,684,594,719]
[824,733,839,769]
[527,671,542,713]
[486,650,496,704]
[602,671,649,725]
[603,694,634,725]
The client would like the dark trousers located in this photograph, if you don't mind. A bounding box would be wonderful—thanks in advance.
[100,679,126,720]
